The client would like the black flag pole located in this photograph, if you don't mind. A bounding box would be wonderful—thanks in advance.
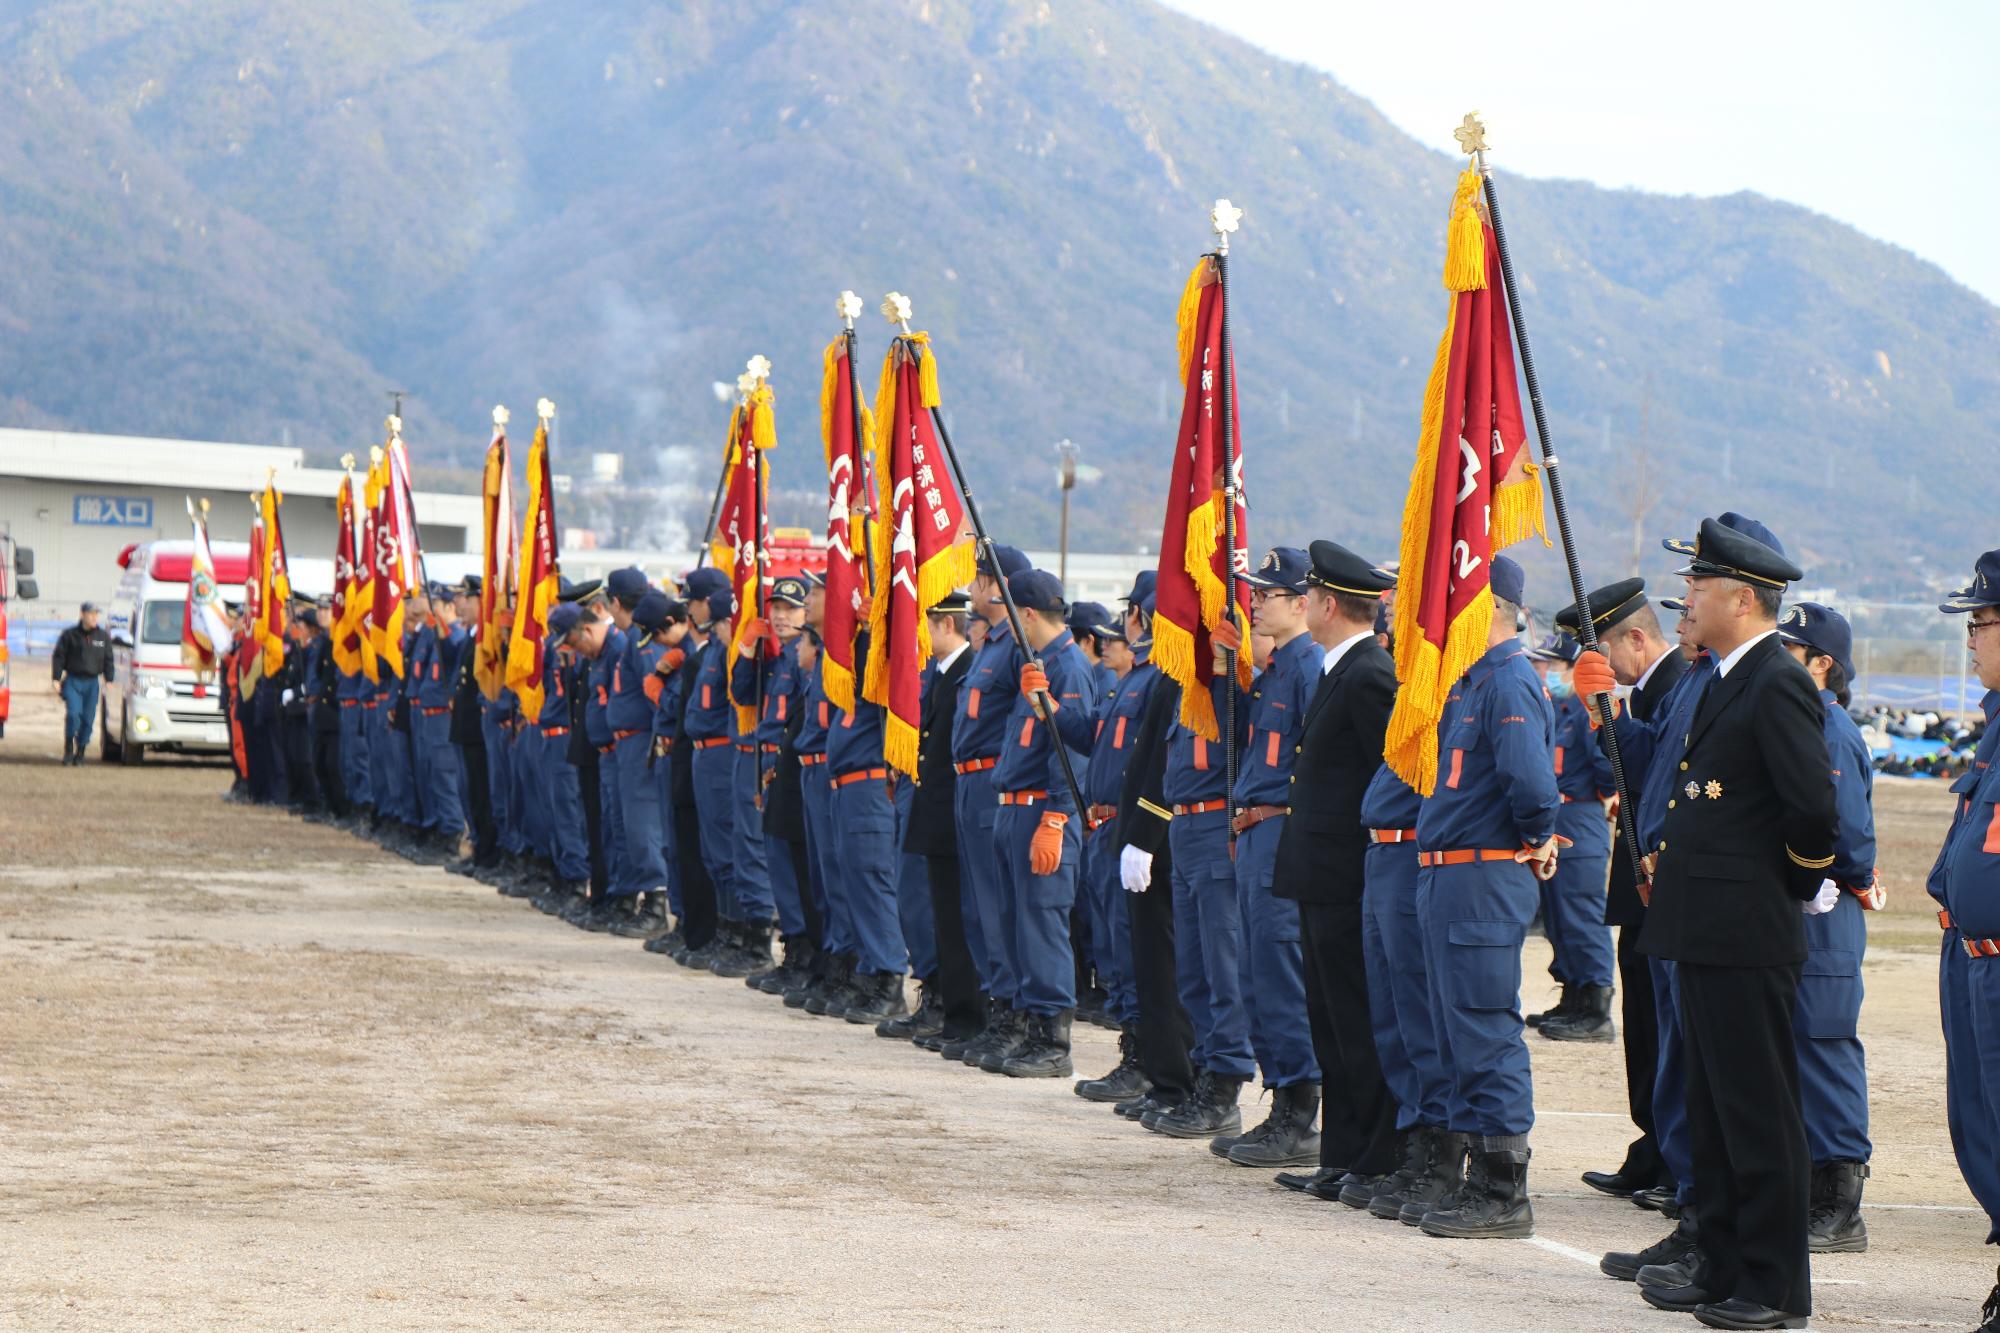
[881,293,1087,818]
[1463,113,1645,886]
[1210,199,1244,846]
[693,427,732,570]
[743,358,773,807]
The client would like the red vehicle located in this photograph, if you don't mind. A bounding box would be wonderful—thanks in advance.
[0,533,40,740]
[766,527,827,582]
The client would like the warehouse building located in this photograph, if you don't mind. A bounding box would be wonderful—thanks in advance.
[0,429,482,626]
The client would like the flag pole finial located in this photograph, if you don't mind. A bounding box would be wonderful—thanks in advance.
[386,414,402,438]
[370,445,384,465]
[492,405,510,428]
[837,290,864,328]
[880,291,914,338]
[745,354,772,383]
[536,398,555,423]
[1210,198,1243,255]
[1454,111,1489,168]
[199,497,210,515]
[340,452,355,471]
[734,370,757,399]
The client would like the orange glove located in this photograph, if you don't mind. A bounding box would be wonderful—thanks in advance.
[1604,792,1621,827]
[741,616,772,644]
[642,673,664,705]
[1021,661,1051,700]
[1211,617,1242,652]
[1030,811,1068,876]
[1573,649,1621,728]
[1848,868,1887,911]
[1515,833,1574,882]
[660,647,687,674]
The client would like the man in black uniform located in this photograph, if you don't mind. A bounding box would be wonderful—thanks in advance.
[447,576,498,878]
[1635,517,1836,1331]
[1560,580,1683,1204]
[303,596,347,823]
[51,601,113,765]
[896,590,984,1049]
[1270,541,1400,1201]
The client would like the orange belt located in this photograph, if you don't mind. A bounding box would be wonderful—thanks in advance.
[834,766,889,788]
[540,726,569,738]
[1940,909,1955,929]
[340,699,359,708]
[1231,804,1289,835]
[1417,848,1519,868]
[1967,937,2000,959]
[613,728,646,742]
[420,706,450,716]
[1370,828,1418,844]
[599,742,616,755]
[999,789,1050,806]
[1173,799,1228,817]
[693,737,730,750]
[362,701,380,709]
[955,756,999,776]
[800,753,828,767]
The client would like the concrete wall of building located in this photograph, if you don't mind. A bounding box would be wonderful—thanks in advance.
[0,475,471,622]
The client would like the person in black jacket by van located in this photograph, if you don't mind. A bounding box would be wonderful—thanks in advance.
[51,601,113,765]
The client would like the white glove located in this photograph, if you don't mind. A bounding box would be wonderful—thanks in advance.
[281,688,295,706]
[1119,845,1154,894]
[1802,878,1840,915]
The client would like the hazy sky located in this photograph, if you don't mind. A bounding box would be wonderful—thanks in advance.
[1161,0,2000,305]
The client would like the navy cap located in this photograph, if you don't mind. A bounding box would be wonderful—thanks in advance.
[1663,510,1787,562]
[978,542,1030,582]
[80,600,99,613]
[803,569,827,590]
[1305,541,1395,598]
[769,575,809,608]
[1529,630,1580,664]
[682,567,731,606]
[1123,569,1157,607]
[547,603,583,641]
[928,589,973,616]
[296,608,321,630]
[1673,516,1804,589]
[425,580,454,601]
[1005,568,1066,616]
[1940,549,2000,614]
[458,573,483,597]
[1778,601,1855,681]
[1067,601,1123,642]
[1490,555,1525,606]
[1554,578,1648,635]
[1659,595,1688,614]
[632,589,673,634]
[606,567,648,602]
[557,576,601,603]
[1242,546,1309,595]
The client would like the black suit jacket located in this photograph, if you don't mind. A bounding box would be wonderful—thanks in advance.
[1272,638,1396,904]
[1118,677,1182,856]
[906,645,973,856]
[1601,647,1688,927]
[1638,634,1837,968]
[450,627,485,747]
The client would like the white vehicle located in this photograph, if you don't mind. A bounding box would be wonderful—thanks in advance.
[100,539,250,763]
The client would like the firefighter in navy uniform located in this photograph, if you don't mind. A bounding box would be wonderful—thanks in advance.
[1410,554,1560,1242]
[1631,516,1836,1331]
[1929,547,2000,1333]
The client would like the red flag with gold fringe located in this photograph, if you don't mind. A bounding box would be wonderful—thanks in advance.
[719,380,775,736]
[475,419,515,701]
[819,335,873,715]
[504,414,560,721]
[1385,167,1548,795]
[1151,256,1250,740]
[861,334,973,778]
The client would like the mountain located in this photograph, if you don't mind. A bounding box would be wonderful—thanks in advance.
[1,0,1993,595]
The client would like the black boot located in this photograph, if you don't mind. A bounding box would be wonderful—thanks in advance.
[1421,1141,1534,1239]
[1807,1159,1869,1253]
[61,736,74,765]
[803,953,859,1016]
[1001,1011,1074,1078]
[941,999,1002,1061]
[1397,1130,1471,1225]
[758,936,815,994]
[682,920,735,971]
[842,971,909,1025]
[712,919,774,978]
[877,978,940,1039]
[1275,1166,1346,1199]
[1148,1072,1246,1139]
[1979,1263,2000,1333]
[1601,1216,1698,1282]
[1540,984,1616,1042]
[1525,984,1572,1030]
[579,894,626,933]
[1368,1126,1439,1219]
[1075,1027,1151,1103]
[611,892,669,939]
[788,949,844,1009]
[1226,1082,1321,1168]
[975,1007,1032,1072]
[533,879,587,916]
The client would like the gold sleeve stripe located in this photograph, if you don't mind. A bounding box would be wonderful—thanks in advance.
[1786,846,1835,869]
[1138,798,1173,822]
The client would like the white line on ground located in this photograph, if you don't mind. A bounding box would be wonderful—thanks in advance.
[1528,1236,1602,1267]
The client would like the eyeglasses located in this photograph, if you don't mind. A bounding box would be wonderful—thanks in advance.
[1250,587,1301,602]
[1968,619,2000,641]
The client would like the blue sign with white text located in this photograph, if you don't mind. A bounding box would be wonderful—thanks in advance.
[74,495,153,527]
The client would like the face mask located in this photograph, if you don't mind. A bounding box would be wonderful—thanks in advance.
[1548,676,1575,700]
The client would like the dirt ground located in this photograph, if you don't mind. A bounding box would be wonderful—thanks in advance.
[1,677,1994,1330]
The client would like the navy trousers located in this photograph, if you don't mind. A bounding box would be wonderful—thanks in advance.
[992,801,1080,1016]
[1168,810,1251,1078]
[1417,859,1537,1138]
[1234,816,1320,1089]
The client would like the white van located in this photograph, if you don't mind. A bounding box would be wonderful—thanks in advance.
[100,539,250,762]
